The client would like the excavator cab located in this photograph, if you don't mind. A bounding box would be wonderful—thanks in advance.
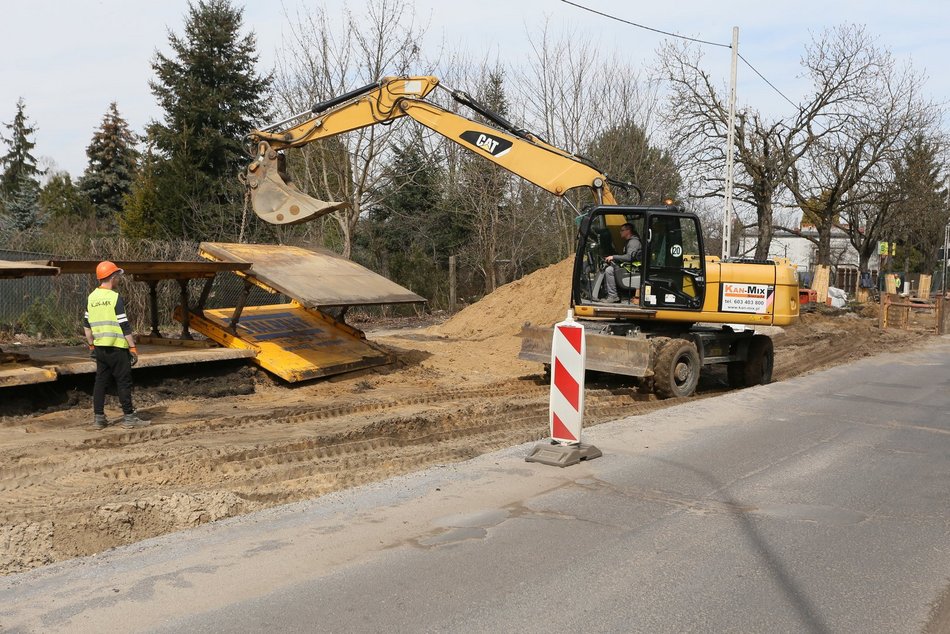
[574,206,707,311]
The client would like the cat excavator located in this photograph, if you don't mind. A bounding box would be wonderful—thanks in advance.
[243,76,799,397]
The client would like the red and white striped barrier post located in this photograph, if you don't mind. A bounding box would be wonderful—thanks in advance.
[549,311,585,444]
[526,310,602,467]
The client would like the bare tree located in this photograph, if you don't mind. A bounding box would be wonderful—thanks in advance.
[433,35,658,293]
[782,25,937,266]
[273,0,429,257]
[659,37,865,260]
[517,22,661,256]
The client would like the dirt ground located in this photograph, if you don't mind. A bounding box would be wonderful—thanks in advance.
[0,259,938,575]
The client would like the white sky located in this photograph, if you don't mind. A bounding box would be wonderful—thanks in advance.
[4,0,949,178]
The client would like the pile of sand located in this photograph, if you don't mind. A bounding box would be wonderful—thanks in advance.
[433,258,574,340]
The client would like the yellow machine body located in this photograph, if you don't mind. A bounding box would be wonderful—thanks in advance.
[182,302,391,383]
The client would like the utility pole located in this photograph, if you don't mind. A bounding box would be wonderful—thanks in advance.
[722,26,739,260]
[943,176,949,297]
[942,221,949,297]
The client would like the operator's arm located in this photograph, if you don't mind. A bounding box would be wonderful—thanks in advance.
[612,237,642,264]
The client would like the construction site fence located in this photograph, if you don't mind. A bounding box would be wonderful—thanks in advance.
[879,293,948,335]
[799,267,876,295]
[803,267,946,299]
[0,249,286,337]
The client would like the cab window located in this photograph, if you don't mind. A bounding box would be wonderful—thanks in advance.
[642,214,705,310]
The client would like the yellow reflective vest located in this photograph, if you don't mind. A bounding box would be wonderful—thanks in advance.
[86,287,129,349]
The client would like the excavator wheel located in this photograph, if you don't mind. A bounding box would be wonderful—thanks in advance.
[636,376,655,395]
[653,338,700,399]
[747,336,774,385]
[728,335,774,388]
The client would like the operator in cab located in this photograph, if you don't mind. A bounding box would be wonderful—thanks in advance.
[83,261,148,430]
[603,223,642,303]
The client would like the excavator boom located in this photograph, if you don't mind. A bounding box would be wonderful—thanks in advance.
[244,76,626,224]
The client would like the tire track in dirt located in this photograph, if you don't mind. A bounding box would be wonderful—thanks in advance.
[0,382,549,508]
[0,386,663,527]
[78,382,551,449]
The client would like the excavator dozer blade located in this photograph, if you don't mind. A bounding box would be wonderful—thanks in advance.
[244,142,347,226]
[518,325,652,378]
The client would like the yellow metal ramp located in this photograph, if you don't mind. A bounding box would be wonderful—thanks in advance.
[199,242,424,308]
[191,243,425,382]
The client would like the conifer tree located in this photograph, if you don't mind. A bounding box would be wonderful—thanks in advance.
[80,102,139,223]
[120,146,162,239]
[40,171,93,219]
[361,142,461,303]
[147,0,270,240]
[0,98,43,205]
[6,179,40,230]
[892,134,948,272]
[586,121,681,205]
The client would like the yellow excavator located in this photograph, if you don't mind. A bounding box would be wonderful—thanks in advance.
[244,76,799,397]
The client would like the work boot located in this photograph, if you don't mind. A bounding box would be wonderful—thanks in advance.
[93,414,109,430]
[122,413,149,429]
[604,295,620,303]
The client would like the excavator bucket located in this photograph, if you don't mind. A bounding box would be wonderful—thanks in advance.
[244,142,347,226]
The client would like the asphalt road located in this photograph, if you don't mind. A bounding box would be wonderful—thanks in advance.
[2,337,949,633]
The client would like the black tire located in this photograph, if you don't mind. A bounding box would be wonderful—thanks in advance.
[743,335,774,386]
[653,339,701,398]
[726,361,746,388]
[636,376,655,395]
[728,335,773,388]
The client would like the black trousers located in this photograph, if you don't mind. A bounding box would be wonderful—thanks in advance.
[93,346,134,415]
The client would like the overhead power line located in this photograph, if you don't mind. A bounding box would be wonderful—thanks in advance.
[559,0,729,49]
[737,53,801,111]
[560,0,803,112]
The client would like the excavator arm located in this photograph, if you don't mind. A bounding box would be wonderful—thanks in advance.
[244,76,634,225]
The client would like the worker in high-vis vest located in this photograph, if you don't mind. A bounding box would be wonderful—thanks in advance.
[83,261,148,430]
